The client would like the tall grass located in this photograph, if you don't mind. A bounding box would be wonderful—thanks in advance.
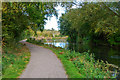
[2,43,30,78]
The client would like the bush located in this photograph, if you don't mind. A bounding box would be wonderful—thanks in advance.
[63,51,116,78]
[27,38,43,45]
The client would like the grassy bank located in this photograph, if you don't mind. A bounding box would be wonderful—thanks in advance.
[27,39,117,78]
[2,43,31,78]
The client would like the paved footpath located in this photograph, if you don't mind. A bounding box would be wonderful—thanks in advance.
[20,41,67,78]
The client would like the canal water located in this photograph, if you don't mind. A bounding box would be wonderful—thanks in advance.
[44,41,120,67]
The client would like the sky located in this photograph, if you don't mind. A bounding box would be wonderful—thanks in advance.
[44,5,66,31]
[44,3,79,31]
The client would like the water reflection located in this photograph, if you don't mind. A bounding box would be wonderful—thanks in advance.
[44,41,120,67]
[44,42,68,49]
[68,43,120,67]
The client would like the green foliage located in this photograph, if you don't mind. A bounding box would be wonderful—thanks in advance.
[2,2,58,44]
[2,43,30,78]
[26,38,43,45]
[58,2,120,46]
[37,30,60,37]
[49,48,117,78]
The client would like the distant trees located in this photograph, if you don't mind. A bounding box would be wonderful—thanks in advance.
[51,28,55,31]
[58,2,120,46]
[37,30,60,37]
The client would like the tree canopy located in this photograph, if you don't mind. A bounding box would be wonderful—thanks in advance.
[58,2,120,46]
[2,2,58,44]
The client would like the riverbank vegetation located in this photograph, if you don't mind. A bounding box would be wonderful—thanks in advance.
[27,38,117,78]
[58,2,120,47]
[2,43,30,78]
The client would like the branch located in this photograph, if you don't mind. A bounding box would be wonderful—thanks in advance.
[101,2,120,17]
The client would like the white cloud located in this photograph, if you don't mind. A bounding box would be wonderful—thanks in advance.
[44,16,58,30]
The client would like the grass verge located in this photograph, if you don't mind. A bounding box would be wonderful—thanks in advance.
[2,43,31,78]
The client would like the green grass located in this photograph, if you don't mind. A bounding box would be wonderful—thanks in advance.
[2,43,31,78]
[27,39,117,78]
[44,47,81,78]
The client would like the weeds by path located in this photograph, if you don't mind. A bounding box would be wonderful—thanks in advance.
[2,43,30,78]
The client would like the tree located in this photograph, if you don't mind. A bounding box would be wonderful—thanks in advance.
[2,2,58,45]
[58,2,120,45]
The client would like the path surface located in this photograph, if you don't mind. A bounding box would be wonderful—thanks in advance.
[20,40,67,78]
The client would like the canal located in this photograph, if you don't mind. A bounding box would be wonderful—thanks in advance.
[44,40,120,67]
